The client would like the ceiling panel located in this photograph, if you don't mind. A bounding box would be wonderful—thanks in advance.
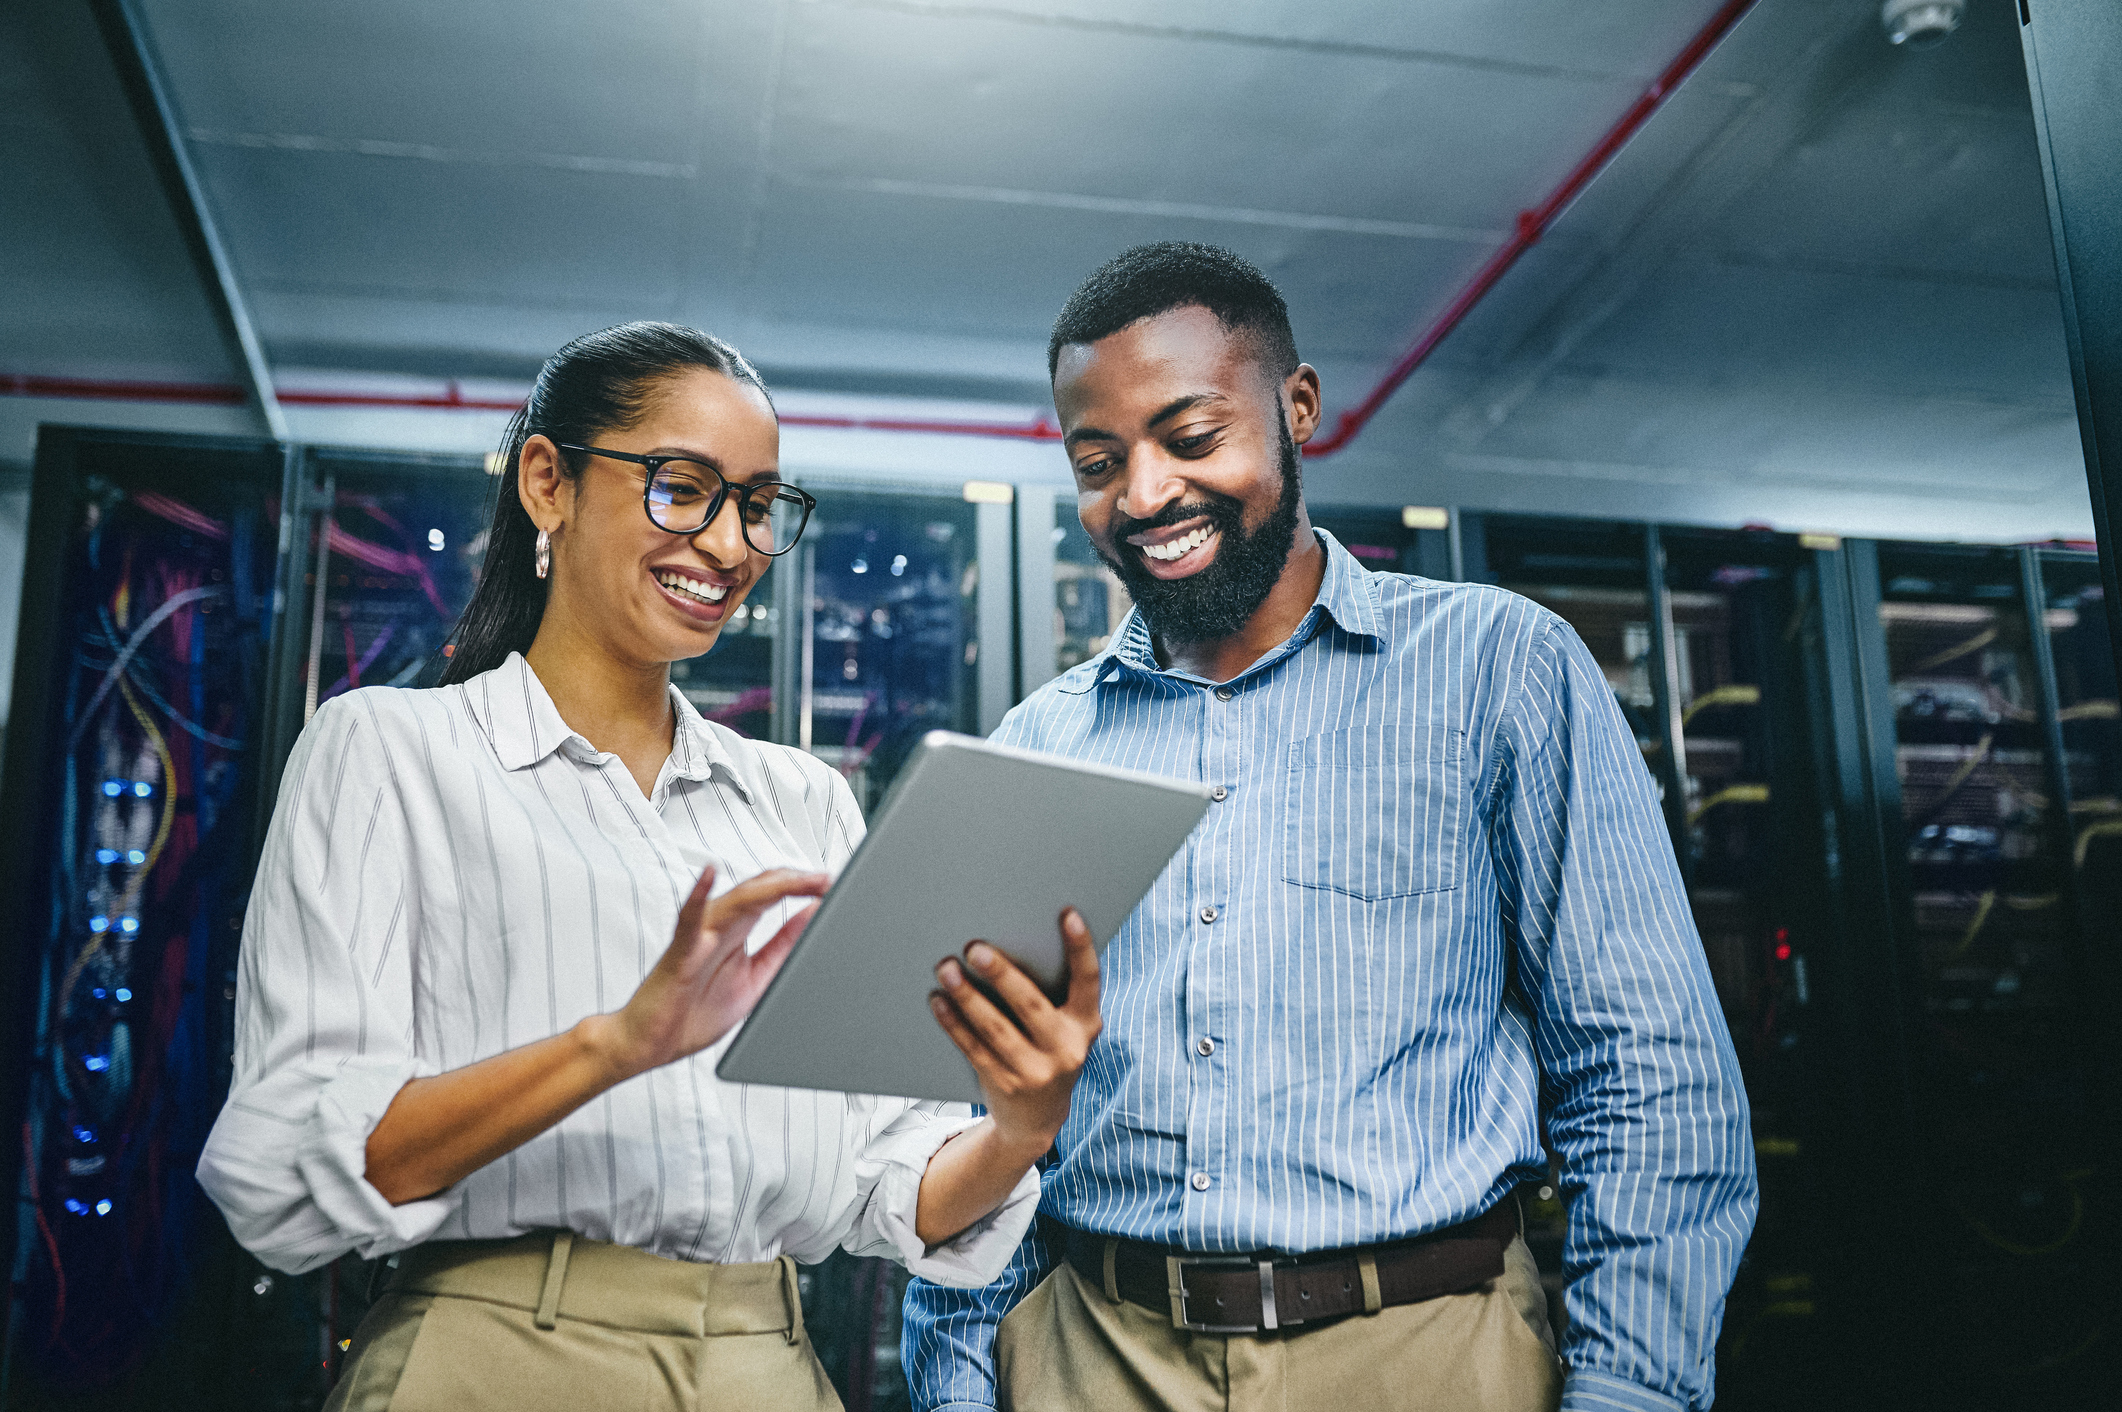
[774,2,1637,233]
[868,0,1734,80]
[0,1,235,378]
[137,0,746,166]
[196,148,703,314]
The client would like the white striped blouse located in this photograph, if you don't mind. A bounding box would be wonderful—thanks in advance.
[198,652,1037,1286]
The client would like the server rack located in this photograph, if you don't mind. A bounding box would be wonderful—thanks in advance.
[4,428,2112,1409]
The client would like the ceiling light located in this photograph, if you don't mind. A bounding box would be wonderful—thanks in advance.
[1881,0,1964,47]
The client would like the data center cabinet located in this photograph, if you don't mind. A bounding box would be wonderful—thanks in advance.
[0,428,504,1409]
[0,429,1001,1412]
[1858,542,2116,1407]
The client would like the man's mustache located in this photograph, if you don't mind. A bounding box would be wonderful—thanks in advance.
[1108,497,1242,544]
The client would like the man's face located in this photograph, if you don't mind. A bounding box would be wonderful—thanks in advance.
[1052,305,1317,644]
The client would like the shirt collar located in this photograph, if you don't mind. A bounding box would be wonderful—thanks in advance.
[470,652,751,800]
[1091,527,1384,686]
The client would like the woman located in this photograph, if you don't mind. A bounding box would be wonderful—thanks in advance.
[198,323,1099,1410]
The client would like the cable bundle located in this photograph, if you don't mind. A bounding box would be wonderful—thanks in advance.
[12,485,267,1384]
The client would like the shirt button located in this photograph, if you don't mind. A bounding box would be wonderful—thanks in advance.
[1210,785,1228,803]
[1190,1172,1212,1192]
[1199,906,1219,924]
[1214,687,1235,702]
[1196,1037,1216,1057]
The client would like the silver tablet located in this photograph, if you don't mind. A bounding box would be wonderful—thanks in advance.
[715,730,1213,1103]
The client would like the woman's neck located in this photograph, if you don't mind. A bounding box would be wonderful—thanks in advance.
[524,618,674,797]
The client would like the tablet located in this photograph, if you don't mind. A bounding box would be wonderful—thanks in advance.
[715,730,1213,1103]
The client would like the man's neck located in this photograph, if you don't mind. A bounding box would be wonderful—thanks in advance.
[1153,528,1327,684]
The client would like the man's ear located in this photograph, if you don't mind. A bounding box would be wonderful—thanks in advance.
[1285,364,1323,445]
[517,435,568,532]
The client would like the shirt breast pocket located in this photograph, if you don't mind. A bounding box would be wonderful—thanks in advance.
[1283,726,1467,901]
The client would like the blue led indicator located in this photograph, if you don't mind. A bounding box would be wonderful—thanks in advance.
[115,988,132,1003]
[131,781,153,798]
[95,848,118,865]
[88,916,109,933]
[126,849,146,865]
[84,1055,109,1072]
[91,988,106,1000]
[102,781,123,798]
[72,1127,94,1144]
[64,1199,86,1215]
[118,916,139,935]
[94,1200,111,1216]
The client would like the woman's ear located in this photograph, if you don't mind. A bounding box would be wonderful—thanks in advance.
[517,435,568,532]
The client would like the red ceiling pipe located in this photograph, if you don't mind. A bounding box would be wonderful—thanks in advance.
[5,3,1750,452]
[1302,0,1759,457]
[1,372,1067,439]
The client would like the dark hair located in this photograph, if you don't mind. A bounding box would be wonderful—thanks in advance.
[1047,242,1299,381]
[438,321,772,685]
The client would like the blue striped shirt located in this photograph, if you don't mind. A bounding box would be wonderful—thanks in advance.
[902,531,1757,1412]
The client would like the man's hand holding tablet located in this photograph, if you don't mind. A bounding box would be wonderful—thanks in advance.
[912,909,1103,1245]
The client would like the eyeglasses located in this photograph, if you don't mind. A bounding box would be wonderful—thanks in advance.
[558,444,816,556]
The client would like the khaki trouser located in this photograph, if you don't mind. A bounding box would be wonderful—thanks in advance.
[323,1232,842,1412]
[995,1234,1563,1412]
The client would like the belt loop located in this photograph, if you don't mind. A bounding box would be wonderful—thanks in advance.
[535,1231,574,1331]
[780,1255,803,1345]
[1357,1251,1382,1316]
[1102,1240,1121,1304]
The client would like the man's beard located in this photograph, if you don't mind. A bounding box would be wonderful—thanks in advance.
[1096,412,1304,646]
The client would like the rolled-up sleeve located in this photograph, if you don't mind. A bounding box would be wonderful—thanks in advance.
[840,1098,1041,1287]
[197,695,456,1274]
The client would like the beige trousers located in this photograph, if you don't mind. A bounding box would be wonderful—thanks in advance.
[995,1235,1563,1412]
[323,1232,843,1412]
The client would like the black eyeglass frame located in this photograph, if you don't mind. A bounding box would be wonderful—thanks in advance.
[557,443,817,557]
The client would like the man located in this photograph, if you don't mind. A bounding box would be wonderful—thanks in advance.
[904,243,1756,1412]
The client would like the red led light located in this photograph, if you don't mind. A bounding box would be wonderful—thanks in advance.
[1775,943,1793,961]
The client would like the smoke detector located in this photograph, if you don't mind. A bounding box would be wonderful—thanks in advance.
[1881,0,1965,47]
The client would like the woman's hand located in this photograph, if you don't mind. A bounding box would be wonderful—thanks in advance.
[930,908,1102,1157]
[586,864,829,1082]
[366,863,824,1206]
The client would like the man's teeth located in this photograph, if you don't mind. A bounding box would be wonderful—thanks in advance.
[1143,527,1216,562]
[658,572,728,604]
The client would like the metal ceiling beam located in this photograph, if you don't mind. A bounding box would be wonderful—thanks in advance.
[2019,0,2122,691]
[85,0,287,442]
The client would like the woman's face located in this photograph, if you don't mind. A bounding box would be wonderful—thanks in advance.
[530,367,783,667]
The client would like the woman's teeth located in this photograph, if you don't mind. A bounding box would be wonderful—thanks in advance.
[658,572,728,605]
[1143,527,1216,562]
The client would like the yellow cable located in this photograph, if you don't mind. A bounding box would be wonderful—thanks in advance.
[1925,733,1993,815]
[2077,819,2122,870]
[1687,783,1769,827]
[1681,683,1761,728]
[56,677,176,1023]
[1957,1177,2087,1259]
[2058,699,2119,722]
[1907,625,1997,675]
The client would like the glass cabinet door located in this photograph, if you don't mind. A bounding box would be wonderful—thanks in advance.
[794,486,982,811]
[1875,543,2106,1392]
[1051,503,1132,677]
[2037,552,2118,891]
[299,451,491,710]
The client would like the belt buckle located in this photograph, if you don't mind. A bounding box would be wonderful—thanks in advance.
[1164,1254,1283,1333]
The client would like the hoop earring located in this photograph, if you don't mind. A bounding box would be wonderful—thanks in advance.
[534,529,552,580]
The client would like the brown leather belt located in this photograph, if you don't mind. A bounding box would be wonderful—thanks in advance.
[1058,1200,1517,1334]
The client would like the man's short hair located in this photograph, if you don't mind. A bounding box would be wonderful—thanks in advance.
[1047,242,1299,382]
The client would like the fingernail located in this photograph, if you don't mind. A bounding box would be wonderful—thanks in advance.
[937,961,962,990]
[967,943,994,970]
[929,994,948,1016]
